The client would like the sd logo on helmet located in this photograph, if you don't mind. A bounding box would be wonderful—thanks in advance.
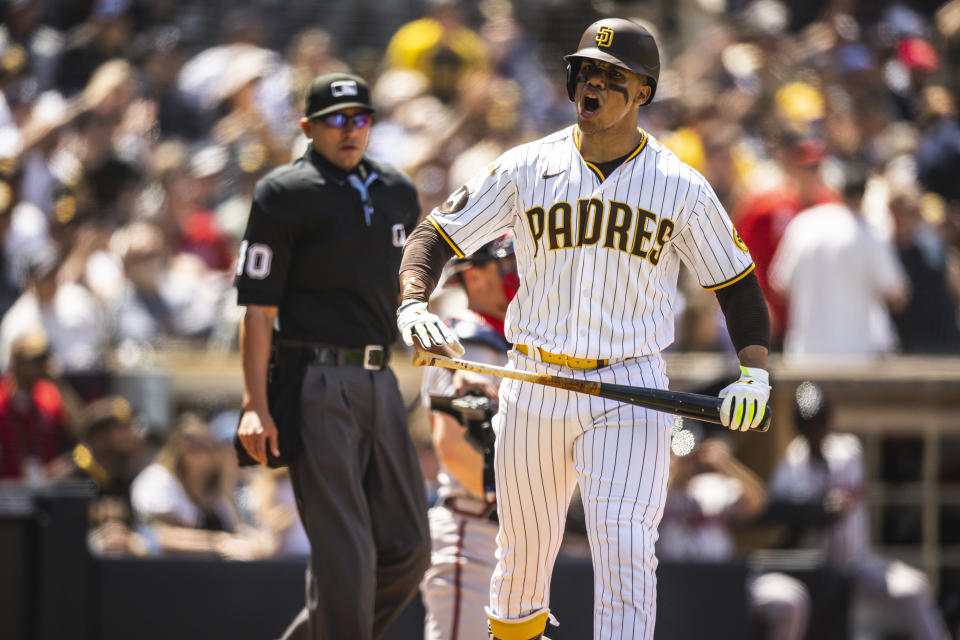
[563,18,661,104]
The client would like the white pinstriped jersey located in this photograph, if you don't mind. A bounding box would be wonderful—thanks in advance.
[769,433,868,566]
[428,125,754,361]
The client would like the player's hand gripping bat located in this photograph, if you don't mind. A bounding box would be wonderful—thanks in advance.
[412,348,771,432]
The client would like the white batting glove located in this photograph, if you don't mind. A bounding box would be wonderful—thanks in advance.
[718,366,771,432]
[396,300,465,355]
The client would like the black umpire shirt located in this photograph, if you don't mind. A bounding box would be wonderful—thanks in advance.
[234,147,420,346]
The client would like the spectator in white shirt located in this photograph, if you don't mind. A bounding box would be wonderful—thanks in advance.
[769,163,909,360]
[131,412,274,560]
[0,248,108,374]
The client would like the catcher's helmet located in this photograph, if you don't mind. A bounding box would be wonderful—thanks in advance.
[564,18,660,104]
[445,234,515,283]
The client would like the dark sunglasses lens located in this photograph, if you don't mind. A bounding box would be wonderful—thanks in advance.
[322,113,371,129]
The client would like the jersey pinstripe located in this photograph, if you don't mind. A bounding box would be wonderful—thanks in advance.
[426,124,752,639]
[428,125,753,361]
[490,350,671,638]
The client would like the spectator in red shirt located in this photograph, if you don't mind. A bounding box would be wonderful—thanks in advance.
[170,145,235,272]
[734,137,840,347]
[0,329,70,482]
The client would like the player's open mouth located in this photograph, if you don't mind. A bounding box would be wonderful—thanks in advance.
[580,94,600,118]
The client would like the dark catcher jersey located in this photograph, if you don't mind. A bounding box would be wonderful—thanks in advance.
[234,147,420,346]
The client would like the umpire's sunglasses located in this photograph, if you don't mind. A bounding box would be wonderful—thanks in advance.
[319,112,372,129]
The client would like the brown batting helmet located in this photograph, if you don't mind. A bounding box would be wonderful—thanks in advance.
[564,18,660,104]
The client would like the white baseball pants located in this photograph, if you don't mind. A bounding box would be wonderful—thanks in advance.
[489,350,672,640]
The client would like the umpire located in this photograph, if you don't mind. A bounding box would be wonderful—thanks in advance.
[234,71,430,640]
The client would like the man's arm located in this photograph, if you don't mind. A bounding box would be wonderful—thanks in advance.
[399,220,457,302]
[715,272,771,431]
[397,220,464,354]
[698,440,768,522]
[736,344,768,370]
[237,305,280,465]
[431,369,500,498]
[431,411,486,499]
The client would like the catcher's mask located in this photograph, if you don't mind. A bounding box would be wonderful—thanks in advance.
[446,235,518,302]
[564,18,660,104]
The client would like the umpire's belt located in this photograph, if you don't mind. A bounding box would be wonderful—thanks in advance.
[278,340,389,370]
[516,344,608,370]
[440,497,498,524]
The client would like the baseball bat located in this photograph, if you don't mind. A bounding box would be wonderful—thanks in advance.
[412,348,771,432]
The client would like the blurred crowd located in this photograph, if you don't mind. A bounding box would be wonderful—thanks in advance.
[0,0,959,569]
[654,0,960,359]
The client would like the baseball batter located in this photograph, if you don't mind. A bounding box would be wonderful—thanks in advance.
[397,18,772,640]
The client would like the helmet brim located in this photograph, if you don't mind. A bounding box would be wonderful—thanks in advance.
[563,51,635,74]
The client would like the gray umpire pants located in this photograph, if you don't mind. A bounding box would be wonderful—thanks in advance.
[279,361,430,640]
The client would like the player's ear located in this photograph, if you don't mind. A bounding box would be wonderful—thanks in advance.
[636,83,652,107]
[300,118,312,138]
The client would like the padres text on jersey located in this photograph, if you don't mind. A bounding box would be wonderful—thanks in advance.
[427,126,754,361]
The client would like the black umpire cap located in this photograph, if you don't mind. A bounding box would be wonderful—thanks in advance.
[564,18,660,103]
[304,72,374,120]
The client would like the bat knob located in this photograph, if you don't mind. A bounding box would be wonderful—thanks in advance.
[411,347,433,368]
[412,340,463,365]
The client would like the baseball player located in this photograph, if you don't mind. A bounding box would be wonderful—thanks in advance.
[769,382,951,639]
[420,236,516,640]
[397,18,772,640]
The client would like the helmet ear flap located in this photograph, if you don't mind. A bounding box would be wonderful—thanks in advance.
[565,57,581,102]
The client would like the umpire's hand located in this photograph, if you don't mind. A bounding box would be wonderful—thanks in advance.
[237,409,280,465]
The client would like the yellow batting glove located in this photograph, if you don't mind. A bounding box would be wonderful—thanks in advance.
[718,366,770,432]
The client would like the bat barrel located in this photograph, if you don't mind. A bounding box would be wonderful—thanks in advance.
[600,383,721,421]
[598,383,772,432]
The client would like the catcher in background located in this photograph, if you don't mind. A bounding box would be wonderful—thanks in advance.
[420,236,516,640]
